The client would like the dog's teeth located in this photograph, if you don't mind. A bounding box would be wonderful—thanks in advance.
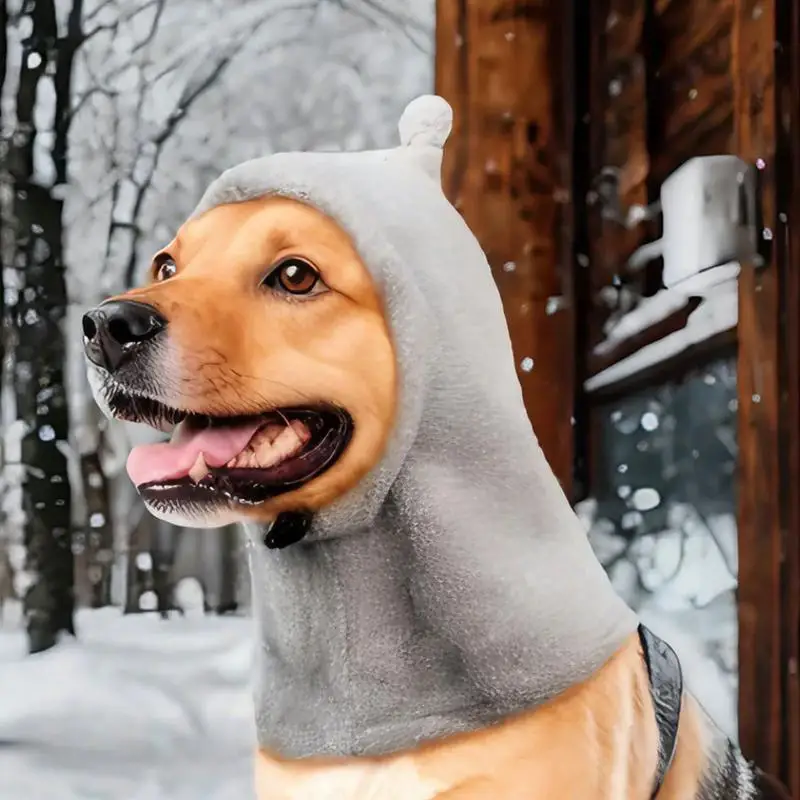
[188,452,210,484]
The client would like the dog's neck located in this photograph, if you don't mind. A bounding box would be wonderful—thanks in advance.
[244,449,636,758]
[251,632,692,800]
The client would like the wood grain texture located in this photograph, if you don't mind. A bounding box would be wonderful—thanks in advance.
[583,0,738,364]
[436,0,576,491]
[774,0,800,794]
[436,0,797,786]
[579,0,797,789]
[650,0,735,184]
[585,0,652,351]
[732,0,786,786]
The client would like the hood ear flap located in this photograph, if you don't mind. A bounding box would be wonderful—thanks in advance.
[397,95,453,183]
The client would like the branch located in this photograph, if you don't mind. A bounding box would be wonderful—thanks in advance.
[81,21,119,44]
[66,83,115,124]
[692,506,737,581]
[84,1,313,289]
[659,523,689,585]
[83,0,159,42]
[130,0,165,55]
[119,52,242,286]
[337,0,431,52]
[83,0,118,25]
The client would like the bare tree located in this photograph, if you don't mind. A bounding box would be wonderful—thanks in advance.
[0,0,7,439]
[7,0,84,653]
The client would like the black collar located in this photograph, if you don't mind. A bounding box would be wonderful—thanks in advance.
[263,510,314,549]
[637,624,683,799]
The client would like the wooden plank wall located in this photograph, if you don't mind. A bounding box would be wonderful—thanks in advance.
[435,0,799,787]
[585,0,651,354]
[779,1,800,789]
[585,0,737,383]
[732,0,783,780]
[649,0,735,185]
[735,0,800,793]
[435,0,576,492]
[582,0,799,791]
[780,0,800,786]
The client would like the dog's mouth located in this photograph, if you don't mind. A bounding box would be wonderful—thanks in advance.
[104,387,352,509]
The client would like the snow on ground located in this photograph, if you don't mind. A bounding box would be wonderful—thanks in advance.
[0,607,256,800]
[578,500,739,742]
[0,544,737,799]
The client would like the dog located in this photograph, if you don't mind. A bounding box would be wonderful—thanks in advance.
[83,96,788,799]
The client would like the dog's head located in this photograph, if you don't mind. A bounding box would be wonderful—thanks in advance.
[83,196,397,529]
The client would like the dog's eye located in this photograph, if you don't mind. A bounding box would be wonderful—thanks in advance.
[154,254,177,282]
[264,258,324,296]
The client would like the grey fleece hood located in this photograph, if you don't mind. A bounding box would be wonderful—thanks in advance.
[193,96,637,757]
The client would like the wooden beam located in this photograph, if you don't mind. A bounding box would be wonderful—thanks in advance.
[775,0,800,793]
[585,328,738,404]
[435,0,576,492]
[733,1,799,793]
[586,296,702,377]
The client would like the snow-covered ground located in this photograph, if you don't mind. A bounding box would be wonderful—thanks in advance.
[0,606,256,800]
[577,499,739,743]
[0,510,738,800]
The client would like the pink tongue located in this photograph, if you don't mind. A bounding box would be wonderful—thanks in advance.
[126,420,263,487]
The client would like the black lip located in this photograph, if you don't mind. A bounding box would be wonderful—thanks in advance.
[138,407,352,511]
[102,381,191,428]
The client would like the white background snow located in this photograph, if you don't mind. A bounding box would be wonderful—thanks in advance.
[0,602,257,800]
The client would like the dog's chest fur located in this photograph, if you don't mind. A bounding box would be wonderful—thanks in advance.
[246,518,497,758]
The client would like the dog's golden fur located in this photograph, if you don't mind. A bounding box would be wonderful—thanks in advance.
[109,196,713,798]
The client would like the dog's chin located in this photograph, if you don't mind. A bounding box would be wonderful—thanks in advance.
[92,374,354,526]
[142,499,249,529]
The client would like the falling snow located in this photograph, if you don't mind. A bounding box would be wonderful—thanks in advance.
[37,425,55,442]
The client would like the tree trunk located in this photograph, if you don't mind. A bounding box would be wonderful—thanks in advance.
[217,524,239,615]
[0,0,7,439]
[9,0,83,653]
[13,180,74,653]
[79,444,113,607]
[151,520,178,619]
[124,511,151,614]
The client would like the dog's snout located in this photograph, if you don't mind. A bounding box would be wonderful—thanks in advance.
[82,300,167,373]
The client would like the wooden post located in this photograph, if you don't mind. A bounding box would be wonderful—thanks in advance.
[435,0,576,493]
[734,0,800,793]
[780,2,800,791]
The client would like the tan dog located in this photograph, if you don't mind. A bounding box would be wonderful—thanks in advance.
[82,195,784,799]
[83,94,786,799]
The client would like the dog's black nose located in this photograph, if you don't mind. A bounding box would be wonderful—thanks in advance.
[82,300,167,373]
